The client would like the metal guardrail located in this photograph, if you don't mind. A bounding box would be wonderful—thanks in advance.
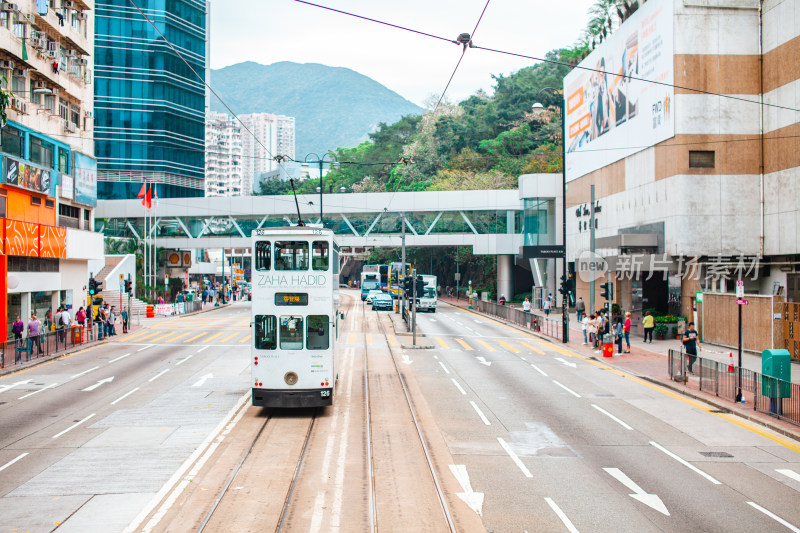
[1,323,97,369]
[668,349,799,427]
[473,300,564,342]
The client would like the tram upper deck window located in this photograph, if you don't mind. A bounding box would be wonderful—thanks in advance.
[280,315,304,350]
[254,315,277,349]
[306,315,330,350]
[275,241,309,271]
[312,241,329,271]
[255,241,271,271]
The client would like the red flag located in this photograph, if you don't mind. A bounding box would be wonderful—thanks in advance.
[141,186,151,209]
[137,183,146,198]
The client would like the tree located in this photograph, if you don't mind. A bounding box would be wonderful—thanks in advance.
[0,75,13,126]
[256,177,292,196]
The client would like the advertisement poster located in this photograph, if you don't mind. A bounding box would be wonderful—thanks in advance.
[73,152,97,207]
[564,0,674,180]
[5,158,52,194]
[61,173,74,200]
[155,304,174,316]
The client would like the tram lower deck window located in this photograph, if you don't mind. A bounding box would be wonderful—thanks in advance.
[254,315,277,349]
[280,315,304,350]
[306,315,329,350]
[275,241,309,271]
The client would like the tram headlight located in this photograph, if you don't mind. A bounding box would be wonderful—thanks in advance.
[284,372,299,386]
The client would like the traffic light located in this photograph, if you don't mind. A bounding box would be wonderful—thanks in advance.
[600,281,613,300]
[558,274,568,296]
[124,279,132,294]
[415,275,425,296]
[403,276,413,292]
[88,277,103,295]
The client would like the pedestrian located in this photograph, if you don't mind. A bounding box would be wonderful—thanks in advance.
[27,313,43,357]
[522,297,531,313]
[576,297,586,322]
[60,307,71,343]
[623,311,631,353]
[498,294,506,306]
[614,317,624,354]
[122,307,129,334]
[642,311,654,343]
[76,306,86,328]
[108,306,117,336]
[543,295,551,316]
[682,322,700,373]
[98,304,108,339]
[12,315,24,361]
[581,313,590,344]
[588,314,598,349]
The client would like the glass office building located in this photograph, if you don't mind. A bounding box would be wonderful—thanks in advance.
[94,0,207,199]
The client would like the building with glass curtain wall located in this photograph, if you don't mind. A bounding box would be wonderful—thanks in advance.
[94,0,207,199]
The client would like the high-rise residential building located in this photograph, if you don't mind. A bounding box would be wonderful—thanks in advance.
[0,0,103,337]
[240,112,295,193]
[94,0,207,199]
[205,111,244,197]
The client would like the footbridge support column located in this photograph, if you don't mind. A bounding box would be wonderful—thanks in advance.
[496,254,514,303]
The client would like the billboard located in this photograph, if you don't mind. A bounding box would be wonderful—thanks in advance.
[5,158,53,195]
[73,152,97,207]
[564,0,674,180]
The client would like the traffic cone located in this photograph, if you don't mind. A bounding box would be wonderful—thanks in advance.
[728,352,734,373]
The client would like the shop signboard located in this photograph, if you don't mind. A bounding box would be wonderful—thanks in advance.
[60,173,74,200]
[5,158,53,195]
[73,152,97,207]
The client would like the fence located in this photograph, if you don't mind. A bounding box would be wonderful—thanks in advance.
[668,349,799,427]
[1,323,96,370]
[473,300,564,341]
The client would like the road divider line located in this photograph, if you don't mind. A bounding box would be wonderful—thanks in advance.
[435,337,450,350]
[0,453,29,473]
[451,378,467,395]
[148,369,170,382]
[497,340,520,353]
[469,401,491,425]
[552,380,581,398]
[198,345,210,352]
[650,441,721,484]
[520,341,545,354]
[520,356,526,361]
[591,404,633,430]
[544,497,580,533]
[71,366,99,379]
[138,345,153,352]
[111,387,140,405]
[52,413,95,439]
[175,354,193,366]
[776,469,800,485]
[438,361,450,374]
[109,352,132,363]
[497,437,532,478]
[530,364,548,376]
[455,338,473,351]
[19,383,58,399]
[746,501,800,532]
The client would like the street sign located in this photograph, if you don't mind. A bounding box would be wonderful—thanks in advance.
[454,273,461,281]
[521,245,565,259]
[736,280,744,298]
[695,291,703,303]
[737,299,749,305]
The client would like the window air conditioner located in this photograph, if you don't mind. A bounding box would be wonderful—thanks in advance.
[25,13,34,23]
[1,3,16,12]
[50,87,58,96]
[32,80,46,89]
[12,68,26,77]
[0,60,13,69]
[76,58,88,65]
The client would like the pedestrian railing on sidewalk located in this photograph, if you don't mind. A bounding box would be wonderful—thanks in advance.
[668,349,799,427]
[473,300,564,342]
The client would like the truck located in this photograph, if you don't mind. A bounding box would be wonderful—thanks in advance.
[415,275,437,312]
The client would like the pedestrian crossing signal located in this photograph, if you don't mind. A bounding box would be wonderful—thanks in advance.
[89,278,103,295]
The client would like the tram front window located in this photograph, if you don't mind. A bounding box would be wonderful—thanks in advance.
[280,315,304,350]
[275,241,309,271]
[312,241,329,271]
[306,315,329,350]
[255,241,271,271]
[254,315,277,349]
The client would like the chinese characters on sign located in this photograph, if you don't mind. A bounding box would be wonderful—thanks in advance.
[576,252,762,282]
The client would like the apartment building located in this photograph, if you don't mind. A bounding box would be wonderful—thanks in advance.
[0,0,103,337]
[205,111,244,197]
[239,112,295,193]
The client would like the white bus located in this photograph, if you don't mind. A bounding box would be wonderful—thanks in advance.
[251,226,340,408]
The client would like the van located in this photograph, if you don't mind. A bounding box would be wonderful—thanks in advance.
[361,281,381,301]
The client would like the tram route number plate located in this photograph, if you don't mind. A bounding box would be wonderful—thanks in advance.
[320,390,330,398]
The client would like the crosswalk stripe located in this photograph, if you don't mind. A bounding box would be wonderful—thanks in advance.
[220,332,240,343]
[347,333,356,344]
[365,334,373,345]
[497,340,520,353]
[124,331,154,342]
[149,332,179,343]
[203,332,225,343]
[455,338,473,351]
[387,335,398,346]
[475,339,497,352]
[130,331,163,342]
[519,341,545,354]
[168,332,192,342]
[238,333,251,344]
[435,337,450,349]
[184,332,207,343]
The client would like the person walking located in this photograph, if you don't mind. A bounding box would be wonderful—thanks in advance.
[12,316,24,363]
[522,297,531,313]
[614,317,624,354]
[60,307,71,345]
[27,314,43,357]
[76,306,86,328]
[108,306,117,336]
[581,313,590,345]
[576,297,586,322]
[642,311,655,343]
[97,305,107,340]
[623,311,632,353]
[122,307,129,334]
[682,322,700,374]
[543,295,551,316]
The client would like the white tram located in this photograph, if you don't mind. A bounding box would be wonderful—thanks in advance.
[250,226,340,408]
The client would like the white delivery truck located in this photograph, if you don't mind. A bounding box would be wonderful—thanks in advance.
[416,275,438,312]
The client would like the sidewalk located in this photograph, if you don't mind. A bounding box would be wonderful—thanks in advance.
[440,296,800,442]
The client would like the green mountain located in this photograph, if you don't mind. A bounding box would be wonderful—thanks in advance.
[209,61,423,157]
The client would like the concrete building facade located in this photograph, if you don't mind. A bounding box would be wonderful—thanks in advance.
[205,111,243,197]
[239,112,295,193]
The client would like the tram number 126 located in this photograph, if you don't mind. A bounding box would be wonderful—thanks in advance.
[320,390,331,398]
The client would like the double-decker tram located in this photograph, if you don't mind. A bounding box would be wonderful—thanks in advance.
[251,226,340,408]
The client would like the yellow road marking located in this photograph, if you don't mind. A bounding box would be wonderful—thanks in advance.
[220,332,240,343]
[519,341,545,354]
[347,333,356,344]
[121,332,153,342]
[203,332,224,343]
[167,332,191,342]
[130,331,164,342]
[238,334,251,344]
[365,334,373,345]
[148,332,179,343]
[435,337,450,349]
[455,338,473,351]
[387,335,398,346]
[474,339,496,352]
[497,340,520,353]
[184,332,208,343]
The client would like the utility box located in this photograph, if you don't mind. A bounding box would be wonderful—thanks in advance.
[762,349,792,398]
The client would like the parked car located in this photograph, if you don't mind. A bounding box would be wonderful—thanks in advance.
[365,289,384,304]
[371,293,393,311]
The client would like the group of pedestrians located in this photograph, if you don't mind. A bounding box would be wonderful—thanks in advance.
[580,309,632,354]
[94,303,128,338]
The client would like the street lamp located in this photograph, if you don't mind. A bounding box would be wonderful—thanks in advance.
[532,87,569,344]
[302,153,339,225]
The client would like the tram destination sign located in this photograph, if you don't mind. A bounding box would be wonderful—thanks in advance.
[275,293,309,306]
[521,245,565,259]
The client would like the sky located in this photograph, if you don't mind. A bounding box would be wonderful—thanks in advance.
[210,0,596,107]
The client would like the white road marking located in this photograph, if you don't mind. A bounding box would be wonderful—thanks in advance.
[52,413,96,439]
[175,354,193,366]
[544,497,580,533]
[438,361,450,374]
[449,464,484,516]
[192,373,213,387]
[71,366,100,379]
[111,387,140,406]
[476,356,492,366]
[138,345,153,352]
[777,469,800,485]
[555,357,577,368]
[451,378,467,395]
[82,377,115,392]
[197,345,210,352]
[470,401,491,425]
[18,383,58,400]
[473,319,482,324]
[520,356,526,361]
[649,441,721,484]
[497,437,532,478]
[530,364,548,376]
[0,379,33,394]
[591,404,633,430]
[603,467,669,515]
[552,380,581,398]
[746,501,800,533]
[0,453,29,473]
[401,354,413,365]
[109,352,132,363]
[148,369,170,382]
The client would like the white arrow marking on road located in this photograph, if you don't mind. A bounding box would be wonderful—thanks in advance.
[449,464,484,516]
[777,469,800,485]
[603,468,669,516]
[0,379,32,394]
[192,373,213,387]
[476,356,492,366]
[19,382,58,399]
[82,377,115,392]
[555,357,577,368]
[401,354,413,365]
[544,498,580,533]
